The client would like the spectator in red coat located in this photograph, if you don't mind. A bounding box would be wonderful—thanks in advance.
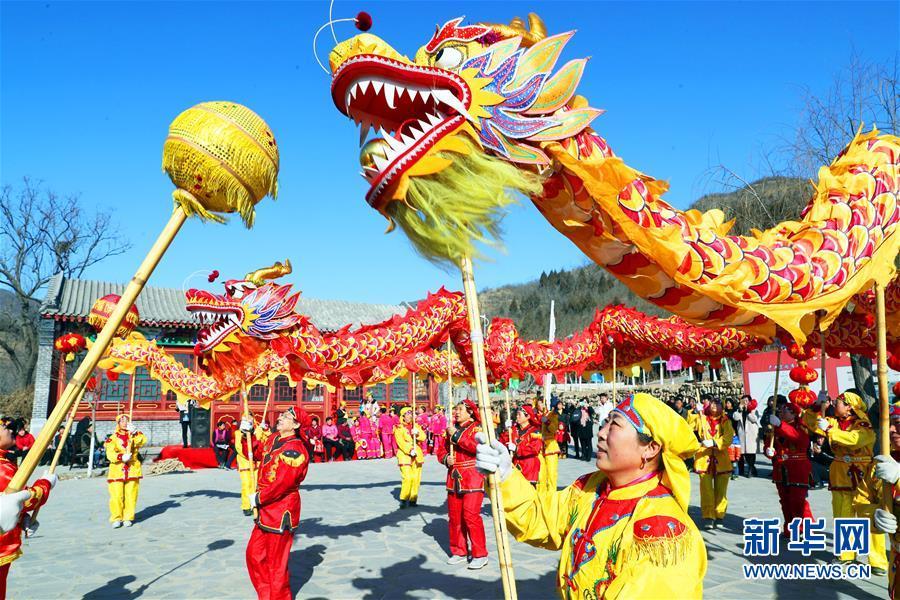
[14,422,34,466]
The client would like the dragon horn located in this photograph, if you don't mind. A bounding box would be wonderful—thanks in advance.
[245,259,293,286]
[492,12,546,46]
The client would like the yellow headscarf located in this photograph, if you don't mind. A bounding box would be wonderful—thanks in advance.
[612,393,700,512]
[399,406,413,419]
[837,391,870,423]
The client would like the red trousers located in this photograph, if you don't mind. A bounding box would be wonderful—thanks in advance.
[776,483,813,535]
[448,491,487,558]
[246,526,294,600]
[0,563,8,600]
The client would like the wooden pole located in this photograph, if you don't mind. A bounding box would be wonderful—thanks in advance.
[876,284,892,500]
[820,320,828,395]
[773,344,782,401]
[460,256,517,600]
[241,384,257,490]
[8,208,188,492]
[612,347,617,405]
[262,384,273,428]
[446,341,453,411]
[505,387,515,444]
[128,370,137,421]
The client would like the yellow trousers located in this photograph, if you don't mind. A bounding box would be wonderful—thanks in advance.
[699,473,729,519]
[538,453,559,494]
[399,464,422,502]
[108,480,140,522]
[239,469,254,511]
[831,491,887,569]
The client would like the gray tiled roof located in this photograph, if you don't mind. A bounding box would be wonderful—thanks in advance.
[40,273,408,332]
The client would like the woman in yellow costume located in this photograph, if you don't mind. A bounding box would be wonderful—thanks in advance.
[475,393,706,599]
[692,397,734,529]
[804,391,887,573]
[394,406,426,509]
[538,397,561,493]
[105,414,147,528]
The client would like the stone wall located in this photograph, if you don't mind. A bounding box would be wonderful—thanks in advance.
[29,319,57,435]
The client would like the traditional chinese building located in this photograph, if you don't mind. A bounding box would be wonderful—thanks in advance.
[31,273,439,446]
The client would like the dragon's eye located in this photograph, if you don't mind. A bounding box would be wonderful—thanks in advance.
[434,46,464,70]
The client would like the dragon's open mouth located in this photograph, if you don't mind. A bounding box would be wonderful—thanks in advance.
[331,55,472,208]
[186,289,244,353]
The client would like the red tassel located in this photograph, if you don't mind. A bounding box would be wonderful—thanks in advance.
[355,11,372,31]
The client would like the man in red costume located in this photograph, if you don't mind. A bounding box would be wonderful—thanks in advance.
[765,402,813,536]
[436,399,488,570]
[245,407,310,600]
[0,417,57,598]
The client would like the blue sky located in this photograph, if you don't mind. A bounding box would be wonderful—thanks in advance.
[2,1,897,305]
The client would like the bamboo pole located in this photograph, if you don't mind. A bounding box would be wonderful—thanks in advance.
[460,256,517,600]
[611,347,617,405]
[766,344,783,451]
[262,384,273,428]
[241,384,257,490]
[875,283,896,579]
[820,318,828,395]
[505,387,516,444]
[128,371,137,421]
[8,208,188,493]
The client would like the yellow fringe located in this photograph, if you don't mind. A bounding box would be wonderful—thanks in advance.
[627,527,693,568]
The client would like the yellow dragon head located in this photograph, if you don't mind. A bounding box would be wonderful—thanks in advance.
[330,13,600,262]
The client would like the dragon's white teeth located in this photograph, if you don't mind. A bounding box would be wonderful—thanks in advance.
[400,132,416,146]
[434,90,471,121]
[384,133,406,152]
[426,113,442,127]
[359,122,370,146]
[371,80,382,94]
[383,83,396,108]
[372,153,391,171]
[420,90,433,103]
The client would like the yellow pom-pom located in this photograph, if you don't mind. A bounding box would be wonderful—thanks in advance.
[162,101,279,228]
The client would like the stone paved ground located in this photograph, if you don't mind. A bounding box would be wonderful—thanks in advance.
[9,455,890,599]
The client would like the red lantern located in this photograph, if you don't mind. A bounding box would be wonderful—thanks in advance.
[786,342,816,362]
[86,376,98,392]
[789,365,818,385]
[88,294,140,337]
[789,387,817,408]
[894,380,900,398]
[54,333,86,362]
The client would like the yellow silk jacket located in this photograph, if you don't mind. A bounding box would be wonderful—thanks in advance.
[804,410,877,499]
[105,428,147,482]
[691,415,734,475]
[394,424,426,467]
[501,470,706,599]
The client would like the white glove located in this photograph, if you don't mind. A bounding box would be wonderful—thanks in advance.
[0,490,32,534]
[769,415,782,427]
[702,439,714,448]
[695,403,704,413]
[127,423,137,434]
[505,419,513,428]
[249,494,258,509]
[765,447,775,458]
[121,452,132,463]
[507,442,517,452]
[239,419,253,433]
[474,432,513,482]
[38,471,58,490]
[816,418,831,433]
[410,447,417,458]
[875,508,898,534]
[875,455,900,484]
[817,390,829,404]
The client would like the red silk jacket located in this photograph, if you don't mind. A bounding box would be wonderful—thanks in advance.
[0,449,51,565]
[254,432,309,534]
[772,421,812,487]
[436,421,485,494]
[511,425,543,484]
